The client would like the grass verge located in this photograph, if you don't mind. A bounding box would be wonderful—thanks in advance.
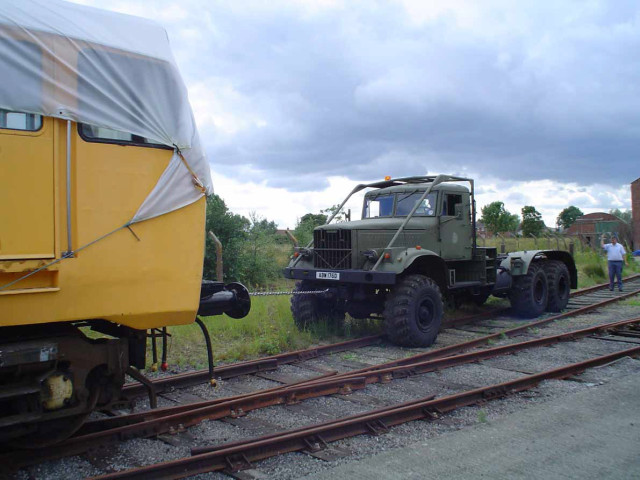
[153,245,640,370]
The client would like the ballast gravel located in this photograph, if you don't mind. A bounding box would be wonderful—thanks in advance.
[7,295,640,480]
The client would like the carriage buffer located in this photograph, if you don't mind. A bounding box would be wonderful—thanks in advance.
[284,175,577,347]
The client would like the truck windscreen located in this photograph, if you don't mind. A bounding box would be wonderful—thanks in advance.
[364,195,394,218]
[396,192,437,216]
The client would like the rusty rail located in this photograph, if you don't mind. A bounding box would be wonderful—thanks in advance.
[94,345,640,479]
[121,334,383,399]
[305,285,640,381]
[7,314,639,471]
[4,281,638,471]
[122,275,640,399]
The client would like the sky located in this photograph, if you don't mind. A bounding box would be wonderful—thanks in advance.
[73,0,638,228]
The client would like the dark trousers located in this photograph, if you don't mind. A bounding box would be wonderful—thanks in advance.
[608,261,623,290]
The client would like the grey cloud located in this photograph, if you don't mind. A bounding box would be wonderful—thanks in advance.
[506,192,527,204]
[138,0,640,191]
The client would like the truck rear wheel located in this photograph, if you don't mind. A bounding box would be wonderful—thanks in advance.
[290,281,344,330]
[544,260,570,312]
[384,274,443,347]
[509,262,548,318]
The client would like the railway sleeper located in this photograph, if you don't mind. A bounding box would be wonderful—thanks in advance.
[365,419,390,436]
[302,434,329,453]
[224,453,254,472]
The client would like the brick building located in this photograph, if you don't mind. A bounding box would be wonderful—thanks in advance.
[566,212,631,247]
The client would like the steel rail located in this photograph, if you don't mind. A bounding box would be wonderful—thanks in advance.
[291,316,640,388]
[121,334,383,399]
[569,273,640,297]
[0,374,365,471]
[79,372,339,435]
[4,280,635,471]
[93,345,640,479]
[297,284,640,383]
[445,274,640,328]
[121,276,640,399]
[8,316,638,471]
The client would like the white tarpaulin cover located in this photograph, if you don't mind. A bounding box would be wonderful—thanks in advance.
[0,0,213,223]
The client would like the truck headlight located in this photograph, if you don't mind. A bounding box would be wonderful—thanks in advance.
[363,250,379,261]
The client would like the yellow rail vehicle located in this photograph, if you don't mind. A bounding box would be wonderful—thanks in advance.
[1,119,206,327]
[0,1,249,444]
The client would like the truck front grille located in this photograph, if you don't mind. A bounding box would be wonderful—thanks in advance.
[314,230,352,270]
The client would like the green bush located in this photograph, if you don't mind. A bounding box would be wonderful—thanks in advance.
[583,263,605,279]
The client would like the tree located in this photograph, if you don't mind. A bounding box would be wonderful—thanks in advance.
[321,204,347,222]
[203,195,284,287]
[294,212,328,245]
[609,208,632,223]
[240,212,282,287]
[556,206,583,229]
[480,201,519,235]
[521,205,545,237]
[203,194,250,282]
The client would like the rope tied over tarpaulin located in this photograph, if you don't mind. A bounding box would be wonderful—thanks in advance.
[174,145,207,195]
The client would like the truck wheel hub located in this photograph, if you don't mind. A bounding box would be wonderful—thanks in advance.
[417,298,435,331]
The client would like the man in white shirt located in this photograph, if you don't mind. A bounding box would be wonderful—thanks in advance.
[601,234,628,291]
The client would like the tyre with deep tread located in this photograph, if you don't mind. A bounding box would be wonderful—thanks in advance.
[383,274,444,347]
[509,262,548,318]
[544,260,570,312]
[290,281,344,330]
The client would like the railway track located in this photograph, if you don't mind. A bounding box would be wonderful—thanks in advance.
[4,277,640,477]
[96,342,640,480]
[123,274,640,398]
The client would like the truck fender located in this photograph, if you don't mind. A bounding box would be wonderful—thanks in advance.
[538,250,578,289]
[500,249,577,289]
[402,251,448,292]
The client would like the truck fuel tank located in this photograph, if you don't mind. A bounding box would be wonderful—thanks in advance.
[492,266,512,295]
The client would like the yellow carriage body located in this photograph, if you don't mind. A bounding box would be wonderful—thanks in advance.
[0,9,210,330]
[0,116,206,330]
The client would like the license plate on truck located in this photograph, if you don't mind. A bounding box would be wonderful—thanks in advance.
[316,271,340,280]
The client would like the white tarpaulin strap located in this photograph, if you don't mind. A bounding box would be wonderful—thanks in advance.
[0,0,213,224]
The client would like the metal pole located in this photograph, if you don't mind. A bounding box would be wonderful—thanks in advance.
[285,229,299,248]
[208,231,224,282]
[65,120,73,256]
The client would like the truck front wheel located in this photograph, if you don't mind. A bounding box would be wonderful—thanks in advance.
[384,274,444,347]
[509,262,548,318]
[291,281,344,330]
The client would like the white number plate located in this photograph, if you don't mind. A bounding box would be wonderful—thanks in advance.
[316,271,340,280]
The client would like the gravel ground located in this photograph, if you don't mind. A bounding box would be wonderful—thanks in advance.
[8,292,640,480]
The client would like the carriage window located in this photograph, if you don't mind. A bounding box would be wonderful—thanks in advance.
[78,123,170,148]
[0,109,42,131]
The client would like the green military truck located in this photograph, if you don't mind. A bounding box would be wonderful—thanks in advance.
[284,175,577,347]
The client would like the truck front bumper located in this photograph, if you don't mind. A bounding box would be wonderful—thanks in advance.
[283,267,396,285]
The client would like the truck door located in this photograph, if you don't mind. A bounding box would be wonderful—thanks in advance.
[0,110,55,260]
[439,191,471,260]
